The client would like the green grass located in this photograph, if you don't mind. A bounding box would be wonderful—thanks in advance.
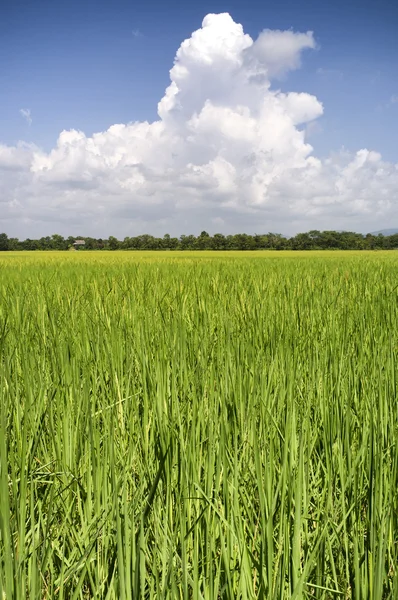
[0,251,398,598]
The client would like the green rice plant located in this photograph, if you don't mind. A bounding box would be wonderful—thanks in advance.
[0,250,397,598]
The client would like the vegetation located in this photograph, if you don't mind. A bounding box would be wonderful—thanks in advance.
[1,229,398,251]
[1,250,398,598]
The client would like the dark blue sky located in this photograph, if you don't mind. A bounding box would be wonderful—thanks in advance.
[1,0,397,159]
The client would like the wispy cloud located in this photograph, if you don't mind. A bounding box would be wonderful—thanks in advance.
[305,120,323,138]
[132,28,143,38]
[19,108,32,125]
[376,94,398,112]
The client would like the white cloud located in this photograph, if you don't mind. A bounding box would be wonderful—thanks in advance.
[246,28,316,78]
[1,13,398,237]
[19,108,32,126]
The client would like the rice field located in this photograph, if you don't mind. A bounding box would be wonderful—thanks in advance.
[1,250,398,599]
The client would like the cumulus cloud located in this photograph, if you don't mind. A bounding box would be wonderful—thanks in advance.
[245,28,316,78]
[1,13,398,237]
[19,108,32,126]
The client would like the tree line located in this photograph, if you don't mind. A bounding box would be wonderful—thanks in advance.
[1,230,398,251]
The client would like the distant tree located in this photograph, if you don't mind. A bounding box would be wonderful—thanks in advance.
[291,232,313,250]
[0,233,10,251]
[212,233,227,250]
[38,236,52,250]
[160,234,179,250]
[375,233,385,249]
[107,236,120,250]
[121,236,132,250]
[230,233,256,250]
[179,235,196,250]
[162,234,171,249]
[267,233,286,250]
[51,234,67,250]
[384,233,398,249]
[20,238,40,250]
[139,234,158,250]
[83,237,98,250]
[8,237,20,250]
[317,231,341,249]
[128,237,142,250]
[196,231,211,250]
[253,234,269,249]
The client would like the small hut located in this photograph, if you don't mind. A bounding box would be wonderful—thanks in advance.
[73,240,86,249]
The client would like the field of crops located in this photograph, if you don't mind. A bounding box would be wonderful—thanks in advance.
[1,250,398,599]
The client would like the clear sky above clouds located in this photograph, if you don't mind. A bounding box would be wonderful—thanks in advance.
[0,0,397,238]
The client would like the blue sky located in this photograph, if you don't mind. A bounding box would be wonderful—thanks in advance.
[1,0,398,237]
[2,0,397,158]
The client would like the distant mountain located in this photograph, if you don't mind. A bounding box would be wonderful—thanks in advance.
[369,228,398,236]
